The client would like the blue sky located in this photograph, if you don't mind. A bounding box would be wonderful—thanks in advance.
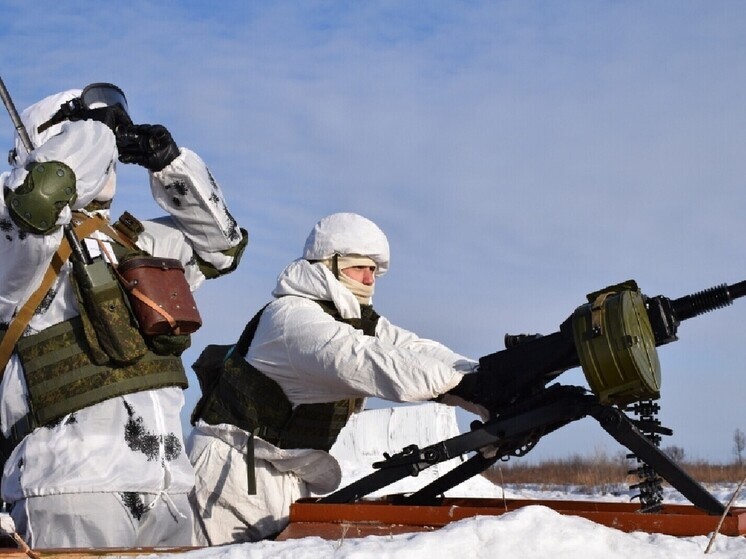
[2,1,745,464]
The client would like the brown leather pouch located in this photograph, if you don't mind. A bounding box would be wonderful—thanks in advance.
[118,256,202,335]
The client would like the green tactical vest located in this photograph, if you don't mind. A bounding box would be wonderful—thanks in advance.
[191,300,380,452]
[16,315,188,429]
[11,215,190,432]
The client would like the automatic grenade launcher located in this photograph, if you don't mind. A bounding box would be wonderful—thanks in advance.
[322,278,746,514]
[482,278,746,410]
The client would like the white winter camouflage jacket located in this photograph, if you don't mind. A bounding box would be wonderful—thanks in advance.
[0,104,244,502]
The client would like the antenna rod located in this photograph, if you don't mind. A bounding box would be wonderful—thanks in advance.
[0,74,33,152]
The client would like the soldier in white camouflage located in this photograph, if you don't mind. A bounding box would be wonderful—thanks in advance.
[188,212,482,543]
[0,84,247,548]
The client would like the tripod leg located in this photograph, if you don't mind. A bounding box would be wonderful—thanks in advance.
[591,405,724,515]
[402,453,499,505]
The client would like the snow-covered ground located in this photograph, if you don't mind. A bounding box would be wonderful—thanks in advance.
[174,404,746,558]
[174,503,746,558]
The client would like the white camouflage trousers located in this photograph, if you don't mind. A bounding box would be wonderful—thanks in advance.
[189,434,308,545]
[10,491,196,548]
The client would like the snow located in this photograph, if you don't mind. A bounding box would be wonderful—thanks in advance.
[177,509,746,559]
[173,404,746,558]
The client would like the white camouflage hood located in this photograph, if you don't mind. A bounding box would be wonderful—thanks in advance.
[303,213,390,276]
[11,89,117,207]
[273,259,363,319]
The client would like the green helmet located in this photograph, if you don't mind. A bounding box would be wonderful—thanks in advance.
[4,161,77,234]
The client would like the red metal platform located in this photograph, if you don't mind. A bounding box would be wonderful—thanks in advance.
[278,496,746,540]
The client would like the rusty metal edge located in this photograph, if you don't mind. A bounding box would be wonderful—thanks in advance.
[277,497,746,540]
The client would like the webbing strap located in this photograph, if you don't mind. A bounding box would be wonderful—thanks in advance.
[0,215,107,375]
[235,304,271,357]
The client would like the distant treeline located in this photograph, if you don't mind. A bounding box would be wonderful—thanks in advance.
[482,452,745,490]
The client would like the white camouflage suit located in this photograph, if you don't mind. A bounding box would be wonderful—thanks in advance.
[188,213,478,544]
[0,89,245,548]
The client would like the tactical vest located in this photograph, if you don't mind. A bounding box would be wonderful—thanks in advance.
[192,300,380,452]
[16,316,187,429]
[11,214,190,432]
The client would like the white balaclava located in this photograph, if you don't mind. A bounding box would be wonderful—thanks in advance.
[303,212,390,304]
[11,89,117,207]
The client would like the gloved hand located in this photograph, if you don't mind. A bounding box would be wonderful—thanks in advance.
[116,124,180,172]
[436,392,491,423]
[440,371,504,458]
[66,105,132,133]
[445,368,508,415]
[37,104,132,136]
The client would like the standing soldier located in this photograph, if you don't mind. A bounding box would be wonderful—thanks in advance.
[0,83,247,548]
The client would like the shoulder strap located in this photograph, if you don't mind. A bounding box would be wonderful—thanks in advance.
[0,215,114,375]
[94,214,139,250]
[315,299,380,336]
[235,303,272,357]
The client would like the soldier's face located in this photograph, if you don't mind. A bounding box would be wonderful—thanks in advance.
[341,265,376,286]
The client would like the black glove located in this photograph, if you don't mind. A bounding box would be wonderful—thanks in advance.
[68,104,132,132]
[38,104,132,135]
[445,369,508,413]
[116,124,180,172]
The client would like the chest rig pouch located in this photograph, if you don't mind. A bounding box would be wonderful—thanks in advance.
[118,255,202,336]
[69,237,148,365]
